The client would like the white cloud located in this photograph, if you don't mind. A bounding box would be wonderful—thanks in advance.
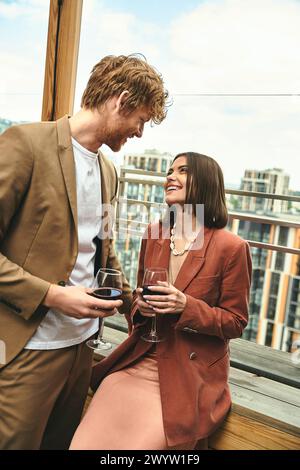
[167,0,300,93]
[1,0,300,189]
[0,0,48,120]
[97,0,300,189]
[121,94,300,189]
[158,0,300,188]
[74,0,164,108]
[0,51,44,120]
[0,0,48,20]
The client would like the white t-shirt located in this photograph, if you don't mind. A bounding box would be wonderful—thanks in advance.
[25,138,102,349]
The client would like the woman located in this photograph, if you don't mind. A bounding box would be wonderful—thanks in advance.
[70,152,252,450]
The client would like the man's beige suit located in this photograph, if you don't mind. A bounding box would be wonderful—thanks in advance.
[0,115,132,448]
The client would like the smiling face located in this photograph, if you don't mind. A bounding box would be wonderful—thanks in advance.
[164,156,188,206]
[104,105,151,152]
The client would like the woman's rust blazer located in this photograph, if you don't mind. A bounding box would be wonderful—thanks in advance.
[91,223,252,447]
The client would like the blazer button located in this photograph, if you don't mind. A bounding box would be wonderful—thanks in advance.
[58,281,66,286]
[189,352,197,360]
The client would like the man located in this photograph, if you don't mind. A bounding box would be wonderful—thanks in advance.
[0,54,168,449]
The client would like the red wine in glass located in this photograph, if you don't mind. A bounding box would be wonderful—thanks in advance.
[142,286,166,297]
[86,268,122,351]
[141,268,168,343]
[91,287,122,301]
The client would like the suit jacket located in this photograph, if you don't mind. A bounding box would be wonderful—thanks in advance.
[91,222,252,447]
[0,115,132,368]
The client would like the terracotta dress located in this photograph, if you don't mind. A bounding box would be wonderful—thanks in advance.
[70,352,196,450]
[69,253,196,450]
[70,225,252,449]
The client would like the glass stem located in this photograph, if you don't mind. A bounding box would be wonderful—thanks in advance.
[97,317,105,341]
[150,314,158,337]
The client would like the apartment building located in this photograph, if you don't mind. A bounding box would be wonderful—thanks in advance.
[240,168,290,213]
[230,217,300,351]
[115,149,173,288]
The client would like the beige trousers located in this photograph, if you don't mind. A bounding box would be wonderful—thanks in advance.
[0,340,93,450]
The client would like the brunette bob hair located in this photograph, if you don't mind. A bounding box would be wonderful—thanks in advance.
[172,152,228,229]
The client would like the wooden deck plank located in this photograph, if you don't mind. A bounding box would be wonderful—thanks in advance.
[209,412,300,450]
[229,373,300,436]
[230,338,300,389]
[229,367,300,407]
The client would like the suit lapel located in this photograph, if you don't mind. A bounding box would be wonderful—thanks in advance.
[148,226,215,292]
[98,150,109,207]
[149,237,170,271]
[97,150,112,268]
[56,115,78,232]
[174,228,215,292]
[174,255,205,292]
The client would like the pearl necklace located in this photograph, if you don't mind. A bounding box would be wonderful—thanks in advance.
[170,224,197,256]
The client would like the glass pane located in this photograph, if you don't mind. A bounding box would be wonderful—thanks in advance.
[270,273,280,296]
[278,227,289,246]
[237,221,271,243]
[115,195,300,349]
[266,297,277,321]
[275,251,285,271]
[286,278,300,332]
[75,0,300,195]
[283,329,300,352]
[0,1,50,127]
[265,322,274,347]
[75,1,300,349]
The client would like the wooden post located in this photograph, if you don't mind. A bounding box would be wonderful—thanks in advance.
[42,0,83,121]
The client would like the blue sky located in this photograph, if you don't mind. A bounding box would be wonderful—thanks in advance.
[104,0,204,24]
[1,0,300,189]
[0,0,49,116]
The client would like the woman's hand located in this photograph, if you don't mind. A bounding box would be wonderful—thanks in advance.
[139,281,187,315]
[136,288,156,317]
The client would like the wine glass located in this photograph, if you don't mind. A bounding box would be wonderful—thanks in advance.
[86,268,123,351]
[141,267,168,343]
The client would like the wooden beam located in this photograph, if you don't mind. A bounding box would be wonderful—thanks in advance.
[228,368,300,436]
[230,337,300,388]
[209,411,300,450]
[42,0,83,121]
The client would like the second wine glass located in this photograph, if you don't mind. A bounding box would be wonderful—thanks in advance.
[141,267,168,343]
[86,268,122,351]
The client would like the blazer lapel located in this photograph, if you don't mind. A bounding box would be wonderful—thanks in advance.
[56,115,78,232]
[147,227,215,292]
[174,227,215,292]
[98,151,112,268]
[149,237,170,271]
[98,150,109,206]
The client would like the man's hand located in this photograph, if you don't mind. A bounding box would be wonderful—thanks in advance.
[43,284,123,319]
